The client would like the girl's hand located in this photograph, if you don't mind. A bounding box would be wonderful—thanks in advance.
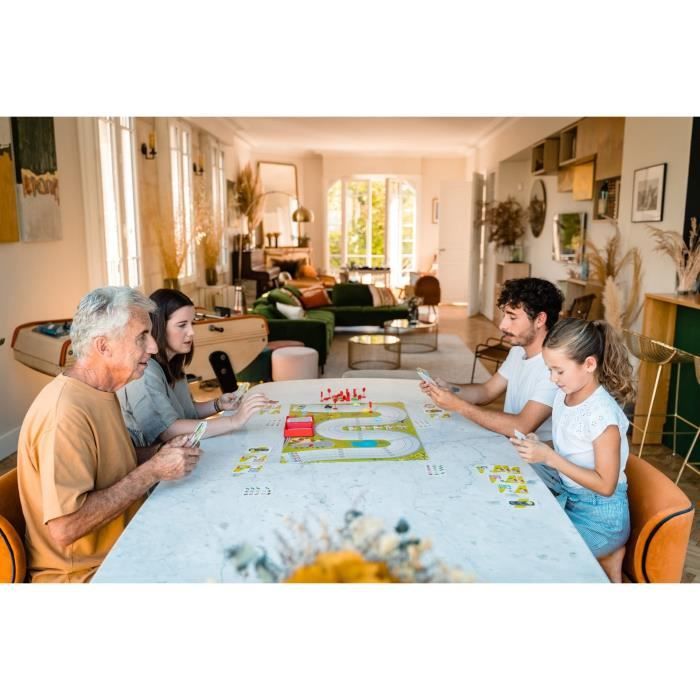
[510,433,554,465]
[228,392,277,430]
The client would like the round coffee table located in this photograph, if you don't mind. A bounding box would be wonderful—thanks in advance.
[348,334,401,370]
[383,319,438,353]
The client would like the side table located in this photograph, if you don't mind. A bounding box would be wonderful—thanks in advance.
[348,334,401,370]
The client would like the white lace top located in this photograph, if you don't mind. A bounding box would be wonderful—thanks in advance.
[551,385,629,488]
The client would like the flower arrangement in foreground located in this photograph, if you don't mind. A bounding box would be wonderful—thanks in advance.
[225,510,474,583]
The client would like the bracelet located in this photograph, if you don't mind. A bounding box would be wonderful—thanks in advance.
[214,397,222,413]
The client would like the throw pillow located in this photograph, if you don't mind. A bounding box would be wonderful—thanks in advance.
[276,302,305,320]
[300,287,331,309]
[367,285,397,306]
[268,287,301,307]
[298,263,318,279]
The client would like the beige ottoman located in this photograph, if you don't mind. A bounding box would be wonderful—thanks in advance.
[271,346,319,381]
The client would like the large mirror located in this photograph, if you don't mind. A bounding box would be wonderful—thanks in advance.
[553,212,587,263]
[257,161,299,247]
[529,179,546,238]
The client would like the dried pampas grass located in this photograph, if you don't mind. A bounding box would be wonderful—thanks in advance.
[586,219,643,329]
[603,277,623,331]
[156,212,187,279]
[234,163,264,230]
[648,217,700,292]
[194,178,222,268]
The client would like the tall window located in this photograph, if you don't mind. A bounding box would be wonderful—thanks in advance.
[327,177,416,286]
[209,141,227,269]
[96,117,142,287]
[169,120,195,281]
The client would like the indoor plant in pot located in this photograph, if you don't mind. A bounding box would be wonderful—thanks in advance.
[479,196,526,261]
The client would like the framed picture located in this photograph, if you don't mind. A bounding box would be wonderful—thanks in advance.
[432,197,439,224]
[631,163,666,223]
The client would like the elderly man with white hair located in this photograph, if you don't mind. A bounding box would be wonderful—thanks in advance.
[17,286,201,583]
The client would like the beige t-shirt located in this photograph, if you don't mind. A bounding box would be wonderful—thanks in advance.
[17,374,143,583]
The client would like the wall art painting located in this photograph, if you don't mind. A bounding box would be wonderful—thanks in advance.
[10,117,62,242]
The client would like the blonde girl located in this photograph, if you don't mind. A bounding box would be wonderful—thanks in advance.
[512,318,635,583]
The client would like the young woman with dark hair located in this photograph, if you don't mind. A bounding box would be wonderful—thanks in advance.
[117,288,274,446]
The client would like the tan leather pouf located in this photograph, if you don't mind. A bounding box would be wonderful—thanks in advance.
[271,346,319,381]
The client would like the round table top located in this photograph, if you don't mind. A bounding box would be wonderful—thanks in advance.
[383,319,437,332]
[349,334,401,346]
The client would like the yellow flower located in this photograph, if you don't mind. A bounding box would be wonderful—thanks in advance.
[285,550,397,583]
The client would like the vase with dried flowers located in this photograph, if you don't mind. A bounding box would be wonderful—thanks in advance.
[225,510,474,583]
[230,163,264,283]
[648,217,700,295]
[155,210,187,290]
[478,196,526,261]
[586,219,643,332]
[193,178,222,286]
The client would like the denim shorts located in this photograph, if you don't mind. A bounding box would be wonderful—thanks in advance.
[531,462,630,558]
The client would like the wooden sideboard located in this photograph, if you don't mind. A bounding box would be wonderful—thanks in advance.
[632,293,700,445]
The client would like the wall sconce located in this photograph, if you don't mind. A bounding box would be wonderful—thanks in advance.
[193,158,204,176]
[140,132,157,160]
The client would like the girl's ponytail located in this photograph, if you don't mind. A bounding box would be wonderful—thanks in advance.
[592,321,635,406]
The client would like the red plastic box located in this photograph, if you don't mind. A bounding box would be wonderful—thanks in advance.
[284,415,314,438]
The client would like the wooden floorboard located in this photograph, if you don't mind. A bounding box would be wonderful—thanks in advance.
[2,304,698,582]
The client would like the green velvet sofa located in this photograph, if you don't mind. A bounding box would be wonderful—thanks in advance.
[251,283,408,369]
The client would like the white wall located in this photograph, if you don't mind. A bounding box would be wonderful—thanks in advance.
[420,157,469,273]
[0,117,90,458]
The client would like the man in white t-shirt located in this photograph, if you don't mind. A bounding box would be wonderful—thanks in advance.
[421,278,564,440]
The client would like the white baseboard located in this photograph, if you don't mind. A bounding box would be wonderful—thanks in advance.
[0,427,20,461]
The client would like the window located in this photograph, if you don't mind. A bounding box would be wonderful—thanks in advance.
[326,176,416,287]
[210,141,227,269]
[168,120,195,281]
[96,117,142,287]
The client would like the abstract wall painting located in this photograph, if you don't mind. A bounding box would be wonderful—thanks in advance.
[10,117,62,242]
[0,118,20,243]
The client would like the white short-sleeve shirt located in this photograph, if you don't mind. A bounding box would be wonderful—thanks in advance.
[497,346,557,441]
[551,385,629,488]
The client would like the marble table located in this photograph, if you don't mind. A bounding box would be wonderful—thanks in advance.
[93,379,607,583]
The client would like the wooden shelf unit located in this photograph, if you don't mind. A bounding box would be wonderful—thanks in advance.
[531,137,560,174]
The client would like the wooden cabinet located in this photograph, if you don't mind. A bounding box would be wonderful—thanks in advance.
[572,160,595,201]
[558,118,625,178]
[531,138,559,174]
[493,262,531,323]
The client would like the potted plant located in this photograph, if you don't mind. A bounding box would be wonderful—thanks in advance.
[479,196,526,261]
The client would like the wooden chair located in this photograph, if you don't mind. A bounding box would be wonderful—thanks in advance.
[564,293,596,320]
[622,454,695,583]
[0,468,27,583]
[414,275,441,321]
[470,336,512,382]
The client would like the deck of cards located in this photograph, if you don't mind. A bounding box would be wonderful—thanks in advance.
[186,421,207,447]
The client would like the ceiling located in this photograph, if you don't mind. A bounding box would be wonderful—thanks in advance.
[188,117,513,157]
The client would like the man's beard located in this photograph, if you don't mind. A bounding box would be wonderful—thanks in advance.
[504,325,536,347]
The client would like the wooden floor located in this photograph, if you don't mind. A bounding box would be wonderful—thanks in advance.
[2,304,698,582]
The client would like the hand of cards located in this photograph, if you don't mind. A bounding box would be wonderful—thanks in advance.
[513,429,527,441]
[186,421,207,447]
[416,367,437,385]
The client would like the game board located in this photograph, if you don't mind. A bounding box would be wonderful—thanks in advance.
[281,401,427,463]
